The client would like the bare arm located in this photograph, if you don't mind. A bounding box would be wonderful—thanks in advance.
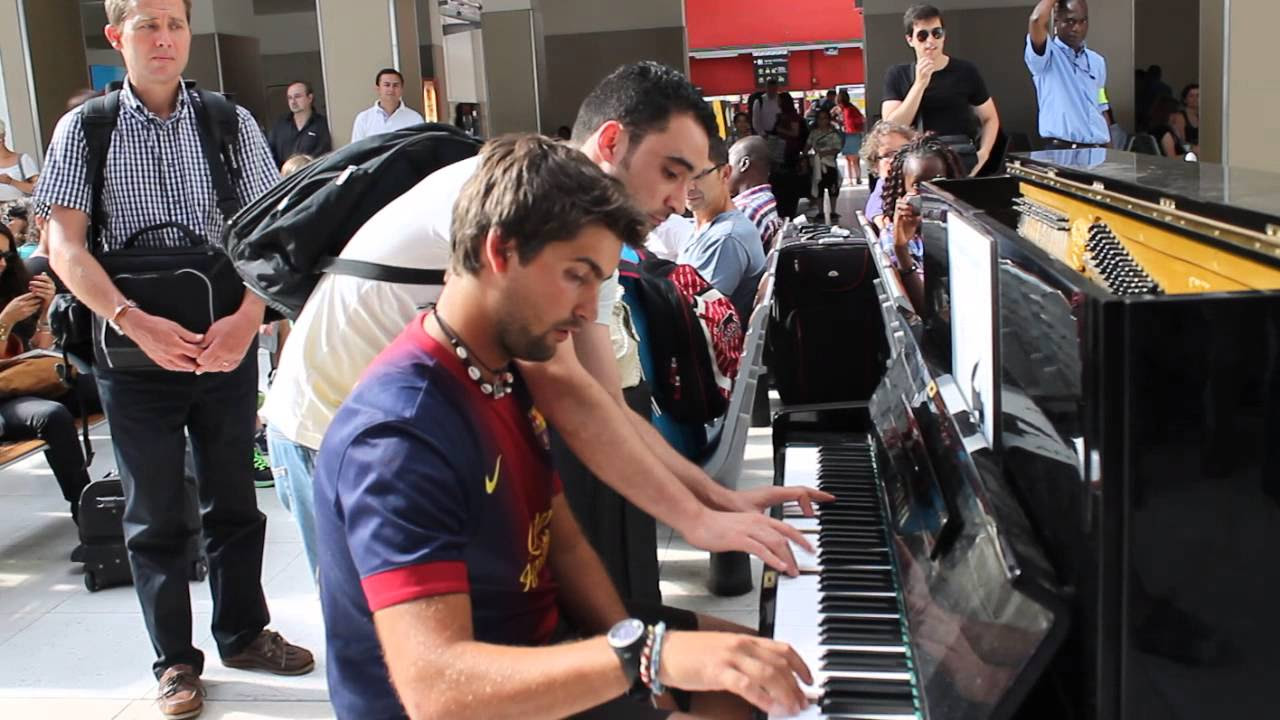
[972,99,1001,176]
[0,174,38,195]
[548,494,628,635]
[1029,0,1055,53]
[376,594,632,720]
[882,58,935,129]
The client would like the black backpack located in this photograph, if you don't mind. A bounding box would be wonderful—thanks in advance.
[618,248,744,424]
[221,123,482,320]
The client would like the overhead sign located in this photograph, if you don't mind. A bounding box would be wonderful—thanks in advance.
[753,54,789,87]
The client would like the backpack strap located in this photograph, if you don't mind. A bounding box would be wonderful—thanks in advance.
[316,257,445,285]
[80,90,121,254]
[190,88,242,221]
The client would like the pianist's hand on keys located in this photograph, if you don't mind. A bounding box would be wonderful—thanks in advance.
[688,484,836,576]
[659,630,815,717]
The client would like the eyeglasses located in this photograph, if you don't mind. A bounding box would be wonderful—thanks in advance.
[914,27,945,43]
[691,163,725,183]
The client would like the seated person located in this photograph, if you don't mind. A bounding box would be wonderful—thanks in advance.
[0,222,91,526]
[314,135,812,720]
[859,121,918,231]
[728,136,782,253]
[1147,96,1191,159]
[679,137,767,318]
[881,136,966,310]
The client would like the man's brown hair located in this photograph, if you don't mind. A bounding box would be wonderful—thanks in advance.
[451,133,646,276]
[105,0,192,27]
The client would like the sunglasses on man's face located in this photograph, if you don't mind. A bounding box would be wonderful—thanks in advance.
[914,27,945,43]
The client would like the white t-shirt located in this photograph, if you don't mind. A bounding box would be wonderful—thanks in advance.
[350,101,425,143]
[0,154,39,202]
[645,214,694,261]
[263,156,620,450]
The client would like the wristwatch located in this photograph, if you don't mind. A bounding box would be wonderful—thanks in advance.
[108,299,139,335]
[607,618,648,698]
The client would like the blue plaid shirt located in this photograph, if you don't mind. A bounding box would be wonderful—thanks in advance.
[35,79,277,251]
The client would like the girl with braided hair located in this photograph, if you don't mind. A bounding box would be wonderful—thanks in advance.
[880,135,965,309]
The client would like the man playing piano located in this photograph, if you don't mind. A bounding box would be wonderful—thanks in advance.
[314,135,814,720]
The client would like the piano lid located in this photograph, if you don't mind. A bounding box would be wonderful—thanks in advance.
[1008,150,1280,242]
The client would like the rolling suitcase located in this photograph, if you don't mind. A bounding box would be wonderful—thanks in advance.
[78,450,209,592]
[766,229,890,405]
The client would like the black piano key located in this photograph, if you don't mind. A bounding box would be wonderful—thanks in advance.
[821,629,902,646]
[820,596,900,614]
[822,678,915,699]
[822,649,911,672]
[822,615,903,630]
[820,694,917,716]
[821,580,895,594]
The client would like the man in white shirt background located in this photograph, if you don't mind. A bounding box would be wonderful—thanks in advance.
[350,68,426,143]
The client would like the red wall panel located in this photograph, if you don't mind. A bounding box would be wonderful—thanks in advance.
[690,48,865,96]
[686,0,864,50]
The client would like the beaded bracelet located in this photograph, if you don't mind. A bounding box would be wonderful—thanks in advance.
[649,621,669,696]
[638,624,656,690]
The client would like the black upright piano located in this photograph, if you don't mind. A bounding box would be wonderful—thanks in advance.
[761,150,1280,720]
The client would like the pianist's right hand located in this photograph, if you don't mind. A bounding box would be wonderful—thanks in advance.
[681,508,815,577]
[659,630,814,717]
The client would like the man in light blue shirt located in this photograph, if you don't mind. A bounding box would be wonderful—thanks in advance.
[1025,0,1111,148]
[679,138,766,318]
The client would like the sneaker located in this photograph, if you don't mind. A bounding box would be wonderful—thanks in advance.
[222,629,315,676]
[157,664,204,719]
[252,430,273,489]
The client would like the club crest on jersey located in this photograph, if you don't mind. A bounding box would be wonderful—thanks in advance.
[528,408,550,450]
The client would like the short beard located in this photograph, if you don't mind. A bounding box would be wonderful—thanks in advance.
[495,314,557,363]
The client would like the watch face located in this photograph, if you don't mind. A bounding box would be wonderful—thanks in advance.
[608,619,645,648]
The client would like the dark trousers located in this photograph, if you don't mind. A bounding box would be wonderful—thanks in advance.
[96,349,269,677]
[552,382,661,606]
[0,395,91,507]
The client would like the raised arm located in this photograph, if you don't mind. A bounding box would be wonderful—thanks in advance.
[1029,0,1055,54]
[882,60,935,128]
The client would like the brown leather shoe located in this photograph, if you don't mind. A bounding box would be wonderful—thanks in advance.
[157,664,204,719]
[221,629,315,676]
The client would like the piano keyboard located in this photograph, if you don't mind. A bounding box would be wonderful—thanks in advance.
[769,443,924,720]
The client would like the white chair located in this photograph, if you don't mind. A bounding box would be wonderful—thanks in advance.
[703,271,776,596]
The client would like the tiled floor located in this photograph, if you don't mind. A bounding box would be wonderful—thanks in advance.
[0,417,778,720]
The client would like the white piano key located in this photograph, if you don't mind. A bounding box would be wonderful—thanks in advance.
[787,516,821,533]
[788,538,893,575]
[783,445,820,487]
[774,575,903,629]
[769,706,918,720]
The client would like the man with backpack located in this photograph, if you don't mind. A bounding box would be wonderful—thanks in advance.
[36,1,313,717]
[261,62,828,598]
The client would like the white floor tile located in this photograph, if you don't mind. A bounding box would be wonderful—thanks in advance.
[114,699,336,719]
[0,613,40,645]
[0,612,192,699]
[0,698,132,717]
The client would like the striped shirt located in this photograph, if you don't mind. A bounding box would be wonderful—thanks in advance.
[35,79,277,251]
[733,184,783,253]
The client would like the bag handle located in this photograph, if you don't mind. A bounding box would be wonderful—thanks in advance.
[118,222,209,250]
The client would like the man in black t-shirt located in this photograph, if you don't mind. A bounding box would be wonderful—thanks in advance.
[881,3,1000,176]
[266,81,333,168]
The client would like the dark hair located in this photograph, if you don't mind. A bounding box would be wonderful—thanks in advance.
[732,111,750,124]
[778,92,797,115]
[375,68,404,85]
[1147,95,1181,130]
[451,134,647,276]
[903,3,944,34]
[0,223,32,305]
[571,62,718,152]
[708,135,730,165]
[1181,83,1200,104]
[825,90,837,97]
[288,80,314,95]
[883,135,965,222]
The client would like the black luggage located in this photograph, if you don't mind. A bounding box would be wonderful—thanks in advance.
[766,229,889,405]
[78,453,209,592]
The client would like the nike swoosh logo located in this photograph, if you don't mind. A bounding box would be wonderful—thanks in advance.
[485,455,502,494]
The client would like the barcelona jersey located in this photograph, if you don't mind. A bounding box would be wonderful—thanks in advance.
[314,312,561,719]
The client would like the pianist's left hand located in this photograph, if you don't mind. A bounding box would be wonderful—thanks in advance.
[721,485,836,517]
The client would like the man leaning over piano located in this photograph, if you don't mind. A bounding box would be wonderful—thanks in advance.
[313,135,816,720]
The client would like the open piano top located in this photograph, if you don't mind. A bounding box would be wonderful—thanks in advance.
[760,261,1068,720]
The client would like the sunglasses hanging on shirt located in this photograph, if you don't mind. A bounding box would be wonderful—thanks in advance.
[914,27,946,43]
